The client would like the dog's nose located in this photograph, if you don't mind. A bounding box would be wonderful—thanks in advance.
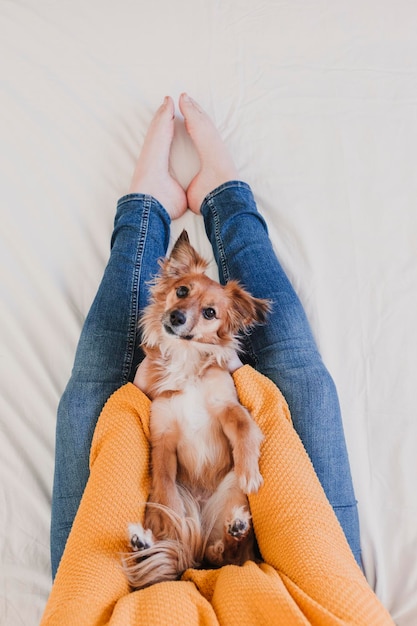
[170,309,186,327]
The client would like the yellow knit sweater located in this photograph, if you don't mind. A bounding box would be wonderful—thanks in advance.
[41,366,393,625]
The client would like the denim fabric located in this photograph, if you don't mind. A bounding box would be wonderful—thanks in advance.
[201,181,362,566]
[50,194,170,577]
[51,184,362,577]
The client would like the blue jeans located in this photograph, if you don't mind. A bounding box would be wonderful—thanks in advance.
[50,184,361,577]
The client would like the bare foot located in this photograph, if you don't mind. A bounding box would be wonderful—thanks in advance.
[129,96,187,219]
[178,93,239,214]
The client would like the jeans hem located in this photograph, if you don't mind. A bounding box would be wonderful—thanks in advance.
[116,193,172,223]
[201,180,251,211]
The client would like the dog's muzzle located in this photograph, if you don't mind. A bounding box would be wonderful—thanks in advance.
[163,309,193,340]
[169,309,186,327]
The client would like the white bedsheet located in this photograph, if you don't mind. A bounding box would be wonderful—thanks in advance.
[2,1,417,623]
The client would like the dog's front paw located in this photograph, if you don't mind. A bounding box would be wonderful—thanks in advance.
[237,467,263,494]
[128,523,154,552]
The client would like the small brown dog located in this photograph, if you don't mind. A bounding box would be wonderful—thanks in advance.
[124,231,270,589]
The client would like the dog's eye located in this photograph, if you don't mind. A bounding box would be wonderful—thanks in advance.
[176,286,189,298]
[203,307,216,320]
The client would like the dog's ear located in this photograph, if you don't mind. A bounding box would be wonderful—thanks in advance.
[224,281,271,332]
[163,230,208,277]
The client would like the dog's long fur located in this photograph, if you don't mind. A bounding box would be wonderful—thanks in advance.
[123,231,270,589]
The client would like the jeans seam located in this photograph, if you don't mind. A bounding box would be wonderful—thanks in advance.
[205,194,259,367]
[332,501,358,509]
[207,198,230,284]
[122,195,151,383]
[203,180,250,204]
[117,192,151,207]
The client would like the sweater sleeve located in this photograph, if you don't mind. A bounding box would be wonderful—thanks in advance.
[231,365,393,625]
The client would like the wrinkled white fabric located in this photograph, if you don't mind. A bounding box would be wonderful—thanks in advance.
[1,1,417,624]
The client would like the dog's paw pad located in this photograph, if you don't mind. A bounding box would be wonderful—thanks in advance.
[131,534,148,551]
[228,517,249,538]
[226,505,251,539]
[128,524,154,552]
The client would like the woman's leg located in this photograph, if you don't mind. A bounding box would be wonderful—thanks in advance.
[179,94,362,565]
[50,97,187,577]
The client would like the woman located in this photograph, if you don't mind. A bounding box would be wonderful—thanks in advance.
[44,94,392,625]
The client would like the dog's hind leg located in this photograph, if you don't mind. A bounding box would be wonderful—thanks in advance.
[202,471,256,567]
[128,523,154,552]
[124,492,204,589]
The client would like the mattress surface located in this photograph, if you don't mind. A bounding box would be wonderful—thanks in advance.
[1,1,416,624]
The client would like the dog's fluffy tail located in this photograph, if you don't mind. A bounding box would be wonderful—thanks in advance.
[123,492,204,590]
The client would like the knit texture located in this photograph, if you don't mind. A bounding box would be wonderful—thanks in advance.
[41,366,394,625]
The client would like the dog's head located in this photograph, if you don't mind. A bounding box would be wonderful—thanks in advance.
[141,231,270,351]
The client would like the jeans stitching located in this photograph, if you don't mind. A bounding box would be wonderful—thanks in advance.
[202,180,250,206]
[205,191,259,367]
[209,199,230,284]
[117,192,149,207]
[122,196,151,383]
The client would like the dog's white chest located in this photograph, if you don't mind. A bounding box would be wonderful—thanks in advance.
[172,381,216,444]
[152,378,230,477]
[176,381,211,428]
